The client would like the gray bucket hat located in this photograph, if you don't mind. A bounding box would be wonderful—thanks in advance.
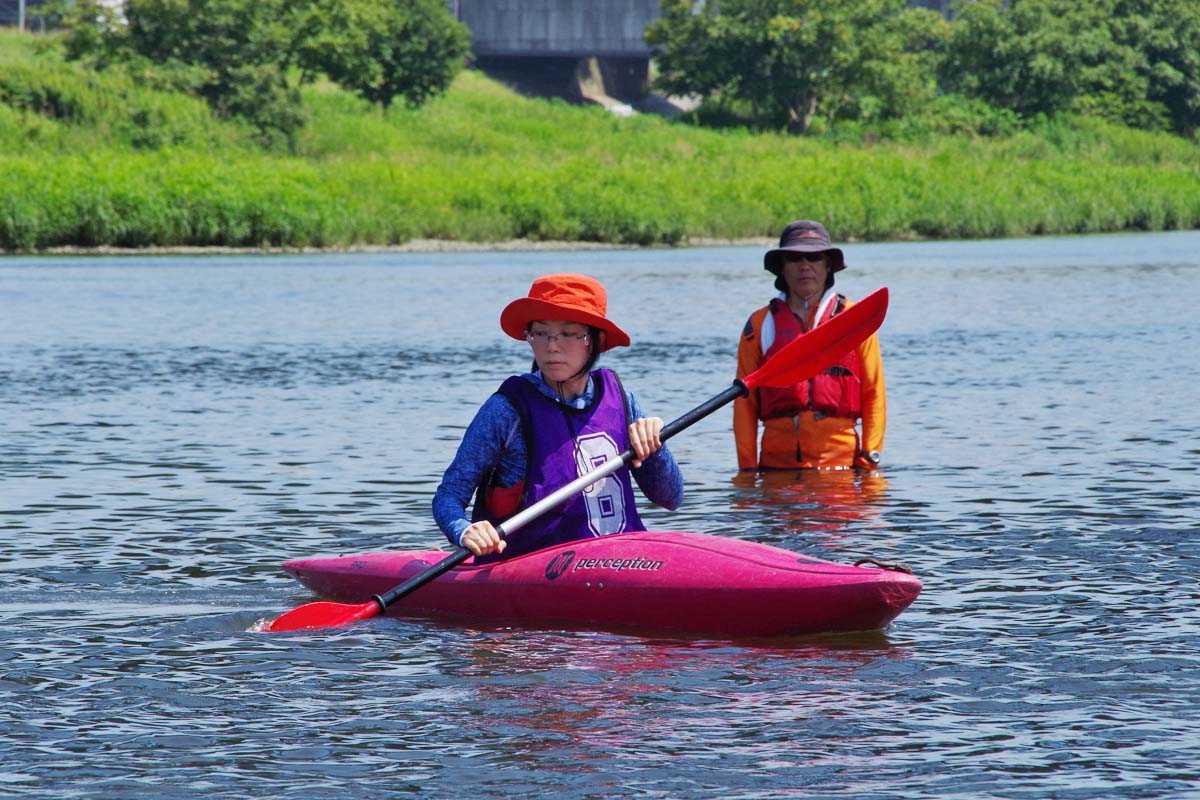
[763,220,846,278]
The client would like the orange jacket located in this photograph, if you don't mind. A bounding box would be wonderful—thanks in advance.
[734,295,886,470]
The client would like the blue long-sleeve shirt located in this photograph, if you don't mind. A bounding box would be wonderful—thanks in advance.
[433,371,684,547]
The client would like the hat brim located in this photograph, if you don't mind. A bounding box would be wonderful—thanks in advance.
[764,246,846,275]
[500,298,631,351]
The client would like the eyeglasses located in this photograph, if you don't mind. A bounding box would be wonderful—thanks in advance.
[526,330,590,347]
[782,252,827,264]
[777,251,825,263]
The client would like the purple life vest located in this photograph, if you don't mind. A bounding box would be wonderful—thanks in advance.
[474,369,645,563]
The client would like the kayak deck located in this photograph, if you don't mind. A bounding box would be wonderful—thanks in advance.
[282,530,922,637]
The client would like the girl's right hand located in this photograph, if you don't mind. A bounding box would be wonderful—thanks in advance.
[460,520,506,557]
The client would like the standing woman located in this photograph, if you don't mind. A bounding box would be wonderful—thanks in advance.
[734,221,886,471]
[434,273,684,562]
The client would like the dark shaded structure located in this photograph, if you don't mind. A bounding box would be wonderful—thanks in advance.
[449,0,662,112]
[0,0,49,28]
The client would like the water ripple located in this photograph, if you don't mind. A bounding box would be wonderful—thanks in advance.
[3,240,1200,798]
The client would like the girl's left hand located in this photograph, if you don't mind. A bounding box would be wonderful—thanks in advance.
[628,417,664,468]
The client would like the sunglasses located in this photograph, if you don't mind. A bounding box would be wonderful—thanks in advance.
[781,252,827,264]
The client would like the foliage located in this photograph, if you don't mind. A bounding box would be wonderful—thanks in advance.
[646,0,947,133]
[895,93,1022,138]
[0,29,253,151]
[124,0,308,146]
[3,51,1200,251]
[296,0,470,109]
[647,0,1200,139]
[52,0,469,145]
[940,0,1108,117]
[940,0,1200,137]
[1109,0,1200,137]
[3,31,1200,251]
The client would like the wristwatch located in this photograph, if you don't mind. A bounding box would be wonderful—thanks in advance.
[861,450,881,466]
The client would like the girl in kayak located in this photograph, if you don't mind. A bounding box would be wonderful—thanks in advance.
[434,273,684,561]
[734,220,887,471]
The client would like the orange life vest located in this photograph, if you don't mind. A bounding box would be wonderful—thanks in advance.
[757,296,863,420]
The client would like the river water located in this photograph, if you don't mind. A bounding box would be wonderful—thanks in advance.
[2,231,1198,799]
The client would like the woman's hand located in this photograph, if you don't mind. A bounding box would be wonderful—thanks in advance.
[460,520,506,557]
[628,416,664,468]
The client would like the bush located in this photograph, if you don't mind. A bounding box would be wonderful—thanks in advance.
[3,30,1200,252]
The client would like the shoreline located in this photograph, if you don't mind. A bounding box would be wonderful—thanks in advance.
[4,237,780,257]
[7,229,1197,258]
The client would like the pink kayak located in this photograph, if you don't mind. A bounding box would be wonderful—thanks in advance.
[282,530,921,637]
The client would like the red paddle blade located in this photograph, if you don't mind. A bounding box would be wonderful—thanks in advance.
[264,599,381,632]
[743,287,888,390]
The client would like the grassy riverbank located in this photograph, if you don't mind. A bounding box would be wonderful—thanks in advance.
[3,30,1200,252]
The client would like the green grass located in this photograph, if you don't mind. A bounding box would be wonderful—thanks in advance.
[2,29,1199,251]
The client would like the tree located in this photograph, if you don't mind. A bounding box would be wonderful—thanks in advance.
[940,0,1200,136]
[940,0,1130,119]
[58,0,471,145]
[645,0,947,133]
[120,0,307,145]
[296,0,471,109]
[1110,0,1200,136]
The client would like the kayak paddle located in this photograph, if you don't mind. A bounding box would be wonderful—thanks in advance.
[264,287,889,632]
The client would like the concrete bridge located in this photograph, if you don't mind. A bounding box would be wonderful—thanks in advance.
[448,0,662,114]
[449,0,659,58]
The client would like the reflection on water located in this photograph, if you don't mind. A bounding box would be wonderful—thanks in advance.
[730,469,890,547]
[2,232,1199,799]
[456,629,911,760]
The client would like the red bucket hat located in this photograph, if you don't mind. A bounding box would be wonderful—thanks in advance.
[500,273,631,352]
